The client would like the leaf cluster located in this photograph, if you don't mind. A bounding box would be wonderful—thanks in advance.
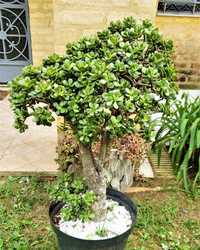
[95,226,108,238]
[49,174,96,222]
[9,17,178,145]
[155,94,200,192]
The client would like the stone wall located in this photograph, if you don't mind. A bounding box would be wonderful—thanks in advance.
[53,0,158,54]
[29,0,54,65]
[28,0,158,64]
[156,16,200,89]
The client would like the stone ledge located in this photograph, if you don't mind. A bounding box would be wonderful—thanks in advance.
[0,170,60,177]
[0,87,9,101]
[0,84,9,90]
[125,186,163,194]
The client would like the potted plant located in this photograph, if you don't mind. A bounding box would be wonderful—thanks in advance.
[9,17,178,250]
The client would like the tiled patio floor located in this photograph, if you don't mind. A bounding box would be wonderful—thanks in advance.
[0,96,59,175]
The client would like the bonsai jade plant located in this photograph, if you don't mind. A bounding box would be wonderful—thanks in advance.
[9,17,178,248]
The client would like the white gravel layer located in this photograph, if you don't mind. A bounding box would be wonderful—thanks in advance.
[59,200,132,240]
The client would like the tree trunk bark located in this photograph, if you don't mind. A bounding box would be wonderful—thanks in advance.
[79,143,107,220]
[99,132,111,169]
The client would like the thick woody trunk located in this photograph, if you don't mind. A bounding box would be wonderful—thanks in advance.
[99,132,111,168]
[79,143,107,220]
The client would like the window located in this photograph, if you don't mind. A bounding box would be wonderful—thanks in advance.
[157,0,200,16]
[0,0,32,83]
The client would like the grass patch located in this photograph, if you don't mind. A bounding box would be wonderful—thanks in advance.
[0,177,57,250]
[127,191,200,250]
[0,177,199,250]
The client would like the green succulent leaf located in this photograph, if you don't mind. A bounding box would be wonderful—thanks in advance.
[48,174,96,222]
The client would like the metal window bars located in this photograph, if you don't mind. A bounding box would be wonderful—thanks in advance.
[158,0,200,14]
[0,0,32,83]
[0,0,31,63]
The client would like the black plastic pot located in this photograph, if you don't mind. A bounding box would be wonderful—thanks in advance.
[49,188,137,250]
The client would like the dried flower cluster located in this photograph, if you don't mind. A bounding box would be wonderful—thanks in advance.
[113,134,149,163]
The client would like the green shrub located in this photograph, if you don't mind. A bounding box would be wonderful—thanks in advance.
[155,94,200,192]
[49,174,96,221]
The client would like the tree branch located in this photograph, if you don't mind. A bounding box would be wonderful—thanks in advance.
[120,72,150,87]
[79,143,99,184]
[68,121,100,175]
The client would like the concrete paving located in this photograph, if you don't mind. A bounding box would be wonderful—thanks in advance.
[0,96,59,175]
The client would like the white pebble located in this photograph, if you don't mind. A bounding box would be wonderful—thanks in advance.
[59,199,132,240]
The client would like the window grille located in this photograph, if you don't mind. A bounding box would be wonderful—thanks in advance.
[0,0,32,83]
[158,0,200,15]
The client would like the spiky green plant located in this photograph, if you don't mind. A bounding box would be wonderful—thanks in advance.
[155,94,200,192]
